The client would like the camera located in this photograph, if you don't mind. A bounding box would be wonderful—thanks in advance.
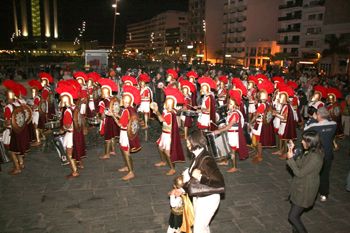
[292,148,303,160]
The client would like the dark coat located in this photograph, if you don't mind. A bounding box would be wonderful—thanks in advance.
[287,151,324,208]
[186,150,225,190]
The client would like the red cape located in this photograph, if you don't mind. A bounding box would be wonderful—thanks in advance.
[170,112,185,163]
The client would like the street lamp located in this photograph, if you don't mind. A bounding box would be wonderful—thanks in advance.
[112,0,120,50]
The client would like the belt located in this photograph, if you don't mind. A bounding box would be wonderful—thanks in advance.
[141,100,150,102]
[121,128,127,131]
[228,130,238,132]
[202,112,210,115]
[162,130,171,134]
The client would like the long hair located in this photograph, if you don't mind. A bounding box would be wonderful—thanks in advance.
[187,129,207,151]
[302,130,323,155]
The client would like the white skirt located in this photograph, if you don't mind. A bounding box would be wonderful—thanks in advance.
[273,117,280,131]
[32,111,39,125]
[228,131,239,150]
[138,101,150,113]
[157,132,171,151]
[248,103,256,114]
[63,132,73,149]
[119,129,129,151]
[80,103,87,115]
[278,122,287,136]
[88,100,95,111]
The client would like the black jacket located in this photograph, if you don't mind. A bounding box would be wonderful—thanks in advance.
[186,150,225,189]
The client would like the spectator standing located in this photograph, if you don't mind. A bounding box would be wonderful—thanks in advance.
[304,107,337,202]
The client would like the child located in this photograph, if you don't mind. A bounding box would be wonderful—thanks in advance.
[167,175,185,233]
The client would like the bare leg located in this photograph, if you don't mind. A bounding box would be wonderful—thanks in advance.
[9,152,21,175]
[164,150,176,176]
[66,148,79,178]
[121,150,135,181]
[99,140,111,159]
[154,148,167,167]
[227,152,238,173]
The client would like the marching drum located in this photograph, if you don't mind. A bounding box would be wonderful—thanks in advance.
[52,132,69,165]
[45,120,61,130]
[182,110,198,117]
[205,132,230,161]
[0,133,10,164]
[87,116,100,126]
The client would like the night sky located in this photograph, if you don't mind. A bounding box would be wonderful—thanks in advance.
[0,0,188,48]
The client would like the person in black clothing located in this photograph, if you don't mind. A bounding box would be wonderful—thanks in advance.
[304,107,337,202]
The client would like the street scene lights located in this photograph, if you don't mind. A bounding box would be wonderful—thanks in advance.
[112,0,120,50]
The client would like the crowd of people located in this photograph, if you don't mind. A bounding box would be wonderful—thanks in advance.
[1,64,349,232]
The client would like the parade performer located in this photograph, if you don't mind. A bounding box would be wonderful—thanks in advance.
[16,83,32,152]
[214,89,249,172]
[138,73,153,129]
[250,80,275,163]
[273,84,297,159]
[121,75,138,87]
[56,81,84,178]
[247,75,259,121]
[326,87,343,150]
[197,77,217,131]
[86,72,101,118]
[3,80,26,175]
[114,85,142,180]
[39,72,55,120]
[179,80,196,139]
[186,71,198,106]
[217,76,228,107]
[152,87,185,176]
[73,71,89,135]
[28,80,44,146]
[309,85,326,110]
[166,69,179,88]
[98,78,120,159]
[231,78,248,121]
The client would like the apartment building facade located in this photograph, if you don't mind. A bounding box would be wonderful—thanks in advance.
[125,11,187,55]
[222,0,280,66]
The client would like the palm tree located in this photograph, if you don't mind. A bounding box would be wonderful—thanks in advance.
[322,34,350,75]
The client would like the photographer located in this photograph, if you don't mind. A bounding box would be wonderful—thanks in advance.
[286,130,324,233]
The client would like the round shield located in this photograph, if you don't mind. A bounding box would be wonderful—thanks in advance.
[22,104,33,124]
[11,106,26,134]
[109,97,120,115]
[127,113,140,140]
[39,100,47,114]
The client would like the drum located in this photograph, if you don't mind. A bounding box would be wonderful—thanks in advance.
[45,120,61,130]
[0,133,10,164]
[52,132,69,165]
[182,110,198,117]
[205,132,230,161]
[87,116,100,126]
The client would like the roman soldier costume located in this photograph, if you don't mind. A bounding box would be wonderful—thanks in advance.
[116,85,142,181]
[98,78,120,160]
[273,83,297,159]
[309,85,326,110]
[197,77,217,131]
[327,87,343,150]
[251,80,275,163]
[73,71,89,135]
[186,71,198,106]
[166,69,179,88]
[214,89,249,172]
[39,72,55,120]
[247,75,258,120]
[138,73,153,129]
[3,80,26,175]
[28,80,43,146]
[86,72,101,118]
[152,87,185,176]
[217,76,228,107]
[122,75,138,86]
[56,80,84,178]
[179,80,196,139]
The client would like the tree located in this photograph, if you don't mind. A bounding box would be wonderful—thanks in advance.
[322,34,350,75]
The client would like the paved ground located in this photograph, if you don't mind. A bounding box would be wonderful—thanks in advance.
[1,121,350,233]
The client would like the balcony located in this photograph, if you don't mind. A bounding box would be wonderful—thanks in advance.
[237,5,247,12]
[278,27,301,33]
[304,0,325,8]
[236,26,246,33]
[277,40,300,45]
[236,37,245,43]
[278,14,302,21]
[237,16,247,22]
[279,0,303,9]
